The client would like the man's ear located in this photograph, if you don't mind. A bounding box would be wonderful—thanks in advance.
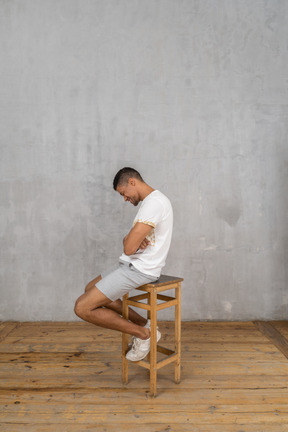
[128,178,136,186]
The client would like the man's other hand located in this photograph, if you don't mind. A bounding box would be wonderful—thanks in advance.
[138,238,151,250]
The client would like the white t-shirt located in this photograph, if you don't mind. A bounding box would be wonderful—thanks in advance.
[119,190,173,277]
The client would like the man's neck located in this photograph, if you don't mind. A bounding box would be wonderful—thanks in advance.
[139,183,155,201]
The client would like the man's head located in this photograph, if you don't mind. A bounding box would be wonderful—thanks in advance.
[113,167,144,206]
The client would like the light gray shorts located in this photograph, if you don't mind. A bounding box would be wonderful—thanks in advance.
[96,261,158,301]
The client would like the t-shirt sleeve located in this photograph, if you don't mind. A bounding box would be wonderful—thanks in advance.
[134,199,164,228]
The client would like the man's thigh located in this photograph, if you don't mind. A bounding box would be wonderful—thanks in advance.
[85,275,102,293]
[96,263,157,302]
[77,285,111,312]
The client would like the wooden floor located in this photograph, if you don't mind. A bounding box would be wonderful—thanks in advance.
[0,321,288,432]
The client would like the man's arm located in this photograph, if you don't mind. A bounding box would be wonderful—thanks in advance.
[123,222,153,256]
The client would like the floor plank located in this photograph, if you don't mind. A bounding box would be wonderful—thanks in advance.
[0,321,288,431]
[1,424,288,432]
[1,388,287,404]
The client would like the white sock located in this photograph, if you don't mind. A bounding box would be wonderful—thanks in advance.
[144,319,151,328]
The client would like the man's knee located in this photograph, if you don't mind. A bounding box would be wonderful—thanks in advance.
[74,297,94,320]
[74,298,85,319]
[74,287,108,319]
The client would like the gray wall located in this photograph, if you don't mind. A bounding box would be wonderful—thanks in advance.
[1,0,287,321]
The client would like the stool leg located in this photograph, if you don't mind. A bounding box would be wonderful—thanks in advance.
[149,289,157,397]
[146,303,151,363]
[122,294,129,385]
[175,283,181,384]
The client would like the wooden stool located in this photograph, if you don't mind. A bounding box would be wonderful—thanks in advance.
[122,275,183,397]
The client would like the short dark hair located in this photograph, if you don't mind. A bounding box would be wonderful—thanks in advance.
[113,167,144,190]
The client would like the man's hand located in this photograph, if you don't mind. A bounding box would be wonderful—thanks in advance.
[138,238,151,250]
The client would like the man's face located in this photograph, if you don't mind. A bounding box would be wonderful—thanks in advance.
[116,181,140,206]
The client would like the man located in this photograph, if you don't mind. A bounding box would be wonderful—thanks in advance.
[74,167,173,361]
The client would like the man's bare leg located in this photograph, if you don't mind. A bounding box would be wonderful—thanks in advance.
[74,285,150,339]
[83,276,148,327]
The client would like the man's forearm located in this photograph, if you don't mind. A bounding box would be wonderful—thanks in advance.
[122,223,153,256]
[123,233,137,255]
[123,234,150,255]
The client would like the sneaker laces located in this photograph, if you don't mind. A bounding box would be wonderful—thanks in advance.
[128,335,135,348]
[131,337,142,350]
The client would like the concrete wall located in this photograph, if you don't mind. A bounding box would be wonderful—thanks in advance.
[1,0,287,321]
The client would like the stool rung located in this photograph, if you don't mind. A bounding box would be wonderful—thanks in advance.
[157,294,175,302]
[157,345,175,356]
[157,299,178,311]
[126,300,150,310]
[127,293,149,302]
[130,346,176,367]
[134,359,150,369]
[132,353,178,371]
[157,353,178,370]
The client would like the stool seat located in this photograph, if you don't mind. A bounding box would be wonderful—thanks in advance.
[122,275,183,397]
[135,274,183,289]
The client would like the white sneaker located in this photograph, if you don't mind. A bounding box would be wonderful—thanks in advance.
[126,329,161,362]
[128,320,158,348]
